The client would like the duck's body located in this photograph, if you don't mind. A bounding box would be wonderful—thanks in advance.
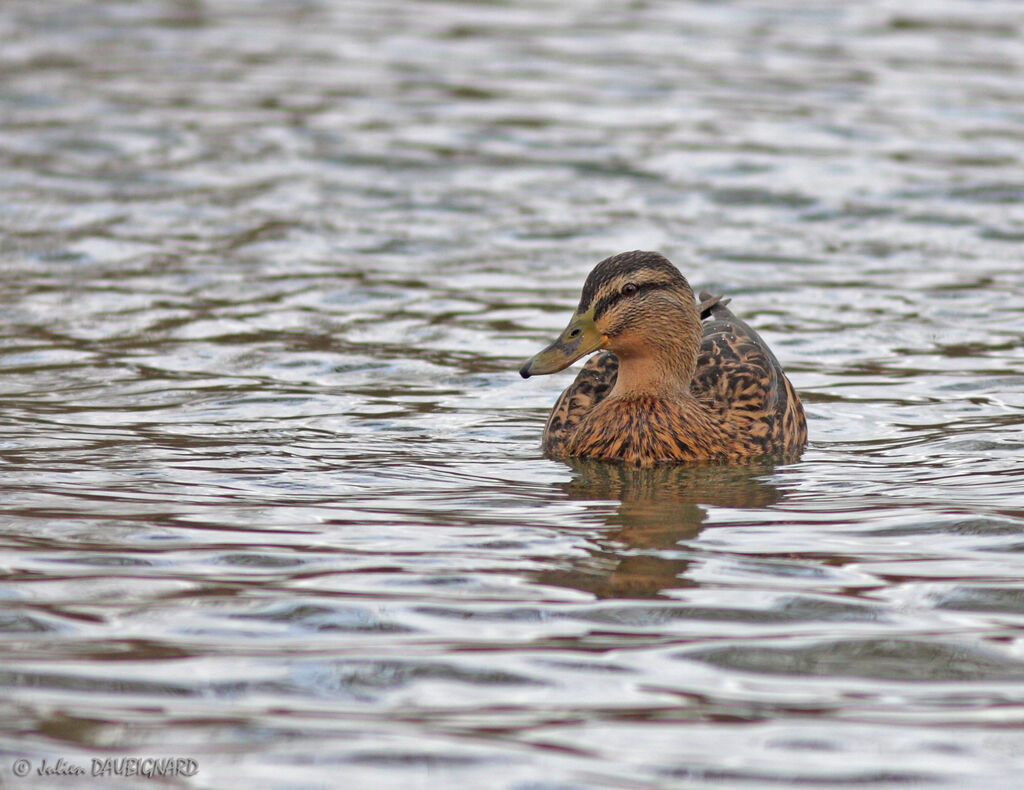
[520,251,806,467]
[543,296,805,464]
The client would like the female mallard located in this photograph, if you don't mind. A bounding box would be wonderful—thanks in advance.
[520,250,807,466]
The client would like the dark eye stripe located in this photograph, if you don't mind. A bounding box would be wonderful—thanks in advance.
[591,280,672,321]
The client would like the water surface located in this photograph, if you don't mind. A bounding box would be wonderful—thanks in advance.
[3,1,1024,788]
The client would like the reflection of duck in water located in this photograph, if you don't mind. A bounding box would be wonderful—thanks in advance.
[534,461,783,599]
[520,251,807,466]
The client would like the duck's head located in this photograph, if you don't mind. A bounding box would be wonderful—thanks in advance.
[520,250,699,379]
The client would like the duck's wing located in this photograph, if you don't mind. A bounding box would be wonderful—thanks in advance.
[692,291,807,455]
[541,351,618,456]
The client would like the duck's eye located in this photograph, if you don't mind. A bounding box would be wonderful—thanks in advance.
[568,328,582,339]
[622,282,638,295]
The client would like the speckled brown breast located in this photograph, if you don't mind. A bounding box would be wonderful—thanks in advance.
[541,350,618,456]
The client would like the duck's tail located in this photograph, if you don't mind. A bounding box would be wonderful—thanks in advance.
[698,291,732,320]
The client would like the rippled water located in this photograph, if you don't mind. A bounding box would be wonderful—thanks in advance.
[3,1,1024,788]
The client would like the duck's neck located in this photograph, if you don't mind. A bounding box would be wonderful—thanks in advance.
[608,319,701,400]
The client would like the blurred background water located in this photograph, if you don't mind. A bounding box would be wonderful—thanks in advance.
[2,0,1024,788]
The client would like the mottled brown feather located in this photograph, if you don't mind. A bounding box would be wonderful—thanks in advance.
[542,351,617,455]
[541,290,806,466]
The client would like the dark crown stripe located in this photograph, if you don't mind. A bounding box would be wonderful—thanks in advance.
[577,251,685,313]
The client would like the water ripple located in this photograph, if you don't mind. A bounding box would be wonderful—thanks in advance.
[3,1,1024,788]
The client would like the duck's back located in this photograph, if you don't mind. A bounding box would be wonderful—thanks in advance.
[691,294,806,459]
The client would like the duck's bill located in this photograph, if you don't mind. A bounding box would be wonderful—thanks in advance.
[519,311,605,378]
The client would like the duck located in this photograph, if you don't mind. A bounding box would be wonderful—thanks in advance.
[519,250,807,467]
